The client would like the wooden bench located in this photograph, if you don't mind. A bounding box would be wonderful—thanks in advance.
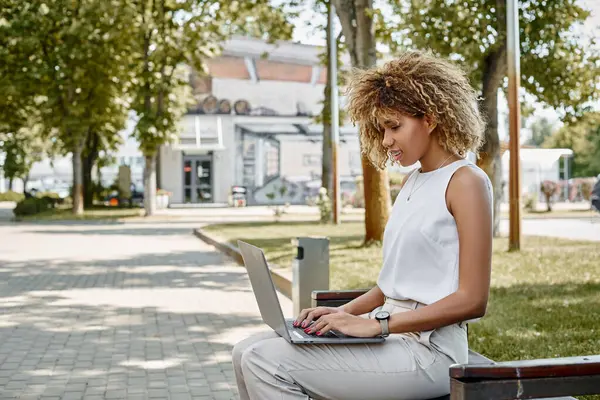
[312,289,600,400]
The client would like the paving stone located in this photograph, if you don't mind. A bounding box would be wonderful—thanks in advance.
[0,221,292,400]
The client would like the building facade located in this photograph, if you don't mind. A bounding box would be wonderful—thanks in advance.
[158,36,362,206]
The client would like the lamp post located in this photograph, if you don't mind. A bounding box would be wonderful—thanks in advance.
[507,0,522,250]
[329,3,341,225]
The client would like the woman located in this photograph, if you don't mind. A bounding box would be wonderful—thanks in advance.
[232,50,493,400]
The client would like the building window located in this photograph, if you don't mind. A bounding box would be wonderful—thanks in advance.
[303,154,321,166]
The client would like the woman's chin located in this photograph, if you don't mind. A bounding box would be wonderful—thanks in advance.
[397,158,413,167]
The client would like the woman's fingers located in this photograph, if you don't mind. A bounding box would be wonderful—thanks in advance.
[295,307,330,327]
[307,315,332,334]
[317,323,333,335]
[294,307,315,326]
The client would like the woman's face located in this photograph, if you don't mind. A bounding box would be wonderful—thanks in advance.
[379,113,434,167]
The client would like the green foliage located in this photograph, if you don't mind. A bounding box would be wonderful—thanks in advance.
[1,0,138,214]
[1,0,136,143]
[129,0,298,156]
[0,122,47,183]
[0,191,25,202]
[544,112,600,177]
[13,197,54,217]
[265,184,290,221]
[527,117,555,147]
[393,0,600,118]
[315,187,333,223]
[540,180,560,212]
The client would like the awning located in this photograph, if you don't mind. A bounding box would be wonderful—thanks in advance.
[502,148,573,169]
[237,122,359,137]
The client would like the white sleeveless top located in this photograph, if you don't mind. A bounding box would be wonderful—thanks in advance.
[377,159,492,305]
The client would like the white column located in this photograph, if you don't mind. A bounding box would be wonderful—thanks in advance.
[564,155,570,201]
[255,138,264,187]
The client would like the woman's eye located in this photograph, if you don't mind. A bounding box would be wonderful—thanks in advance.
[391,126,400,130]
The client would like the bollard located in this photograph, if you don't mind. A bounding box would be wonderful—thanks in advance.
[291,237,329,317]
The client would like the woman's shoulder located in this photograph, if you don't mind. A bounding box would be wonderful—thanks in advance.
[449,162,493,200]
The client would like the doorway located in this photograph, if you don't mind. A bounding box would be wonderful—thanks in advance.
[182,154,213,203]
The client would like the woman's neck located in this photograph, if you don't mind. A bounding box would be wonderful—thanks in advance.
[419,146,461,173]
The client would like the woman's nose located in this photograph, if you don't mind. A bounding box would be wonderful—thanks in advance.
[382,131,393,148]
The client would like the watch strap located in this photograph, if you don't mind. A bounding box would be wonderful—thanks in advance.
[379,318,390,337]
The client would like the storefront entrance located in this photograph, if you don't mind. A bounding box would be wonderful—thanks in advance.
[182,154,213,203]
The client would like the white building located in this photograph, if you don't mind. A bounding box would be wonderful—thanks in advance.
[158,36,362,205]
[501,148,573,200]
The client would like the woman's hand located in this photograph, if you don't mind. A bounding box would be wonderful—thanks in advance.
[293,306,342,329]
[306,312,382,338]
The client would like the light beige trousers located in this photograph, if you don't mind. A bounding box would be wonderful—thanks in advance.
[232,298,468,400]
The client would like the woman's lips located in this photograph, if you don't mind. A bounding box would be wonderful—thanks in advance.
[390,150,403,162]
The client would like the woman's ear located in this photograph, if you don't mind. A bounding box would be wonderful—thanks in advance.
[424,114,437,134]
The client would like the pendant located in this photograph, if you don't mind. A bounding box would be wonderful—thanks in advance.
[406,196,411,202]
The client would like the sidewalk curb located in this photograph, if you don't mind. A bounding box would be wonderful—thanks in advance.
[193,228,293,299]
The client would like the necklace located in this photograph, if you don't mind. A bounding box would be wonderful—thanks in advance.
[406,154,456,202]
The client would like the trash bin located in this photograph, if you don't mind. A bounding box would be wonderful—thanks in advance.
[291,237,329,317]
[230,185,247,207]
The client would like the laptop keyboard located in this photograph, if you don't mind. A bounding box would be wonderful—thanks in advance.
[286,320,338,338]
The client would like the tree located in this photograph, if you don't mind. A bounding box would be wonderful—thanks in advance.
[333,0,392,243]
[0,128,44,190]
[321,1,334,211]
[540,180,560,211]
[1,0,137,214]
[527,117,554,147]
[393,0,600,236]
[129,0,298,216]
[304,0,345,221]
[544,111,600,178]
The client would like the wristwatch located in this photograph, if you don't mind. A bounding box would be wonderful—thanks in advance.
[374,311,391,337]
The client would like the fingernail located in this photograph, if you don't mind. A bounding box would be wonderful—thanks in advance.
[316,331,322,336]
[293,321,298,327]
[301,322,307,328]
[304,328,310,333]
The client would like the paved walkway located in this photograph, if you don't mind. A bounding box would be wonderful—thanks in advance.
[0,220,292,400]
[499,217,600,241]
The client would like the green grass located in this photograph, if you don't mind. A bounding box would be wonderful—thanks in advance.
[17,205,144,221]
[205,221,600,398]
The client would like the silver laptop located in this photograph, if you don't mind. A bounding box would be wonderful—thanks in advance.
[237,240,385,345]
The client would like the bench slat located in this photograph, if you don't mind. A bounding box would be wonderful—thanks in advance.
[451,374,596,399]
[450,355,600,380]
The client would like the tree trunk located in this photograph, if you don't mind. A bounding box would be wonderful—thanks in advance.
[144,152,157,216]
[321,1,334,218]
[8,178,13,191]
[334,0,390,244]
[83,131,99,208]
[478,46,507,237]
[72,141,84,215]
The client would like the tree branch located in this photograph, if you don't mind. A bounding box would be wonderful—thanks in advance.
[333,0,359,67]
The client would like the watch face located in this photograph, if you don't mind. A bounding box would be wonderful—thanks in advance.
[375,311,390,320]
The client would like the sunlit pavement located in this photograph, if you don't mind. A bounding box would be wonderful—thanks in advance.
[0,221,292,400]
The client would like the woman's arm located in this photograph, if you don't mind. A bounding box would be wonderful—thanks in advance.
[340,285,386,315]
[386,166,493,334]
[342,170,417,316]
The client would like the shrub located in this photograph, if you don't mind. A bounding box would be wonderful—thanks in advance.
[315,187,332,223]
[581,180,593,201]
[0,191,25,202]
[13,197,54,217]
[540,180,560,212]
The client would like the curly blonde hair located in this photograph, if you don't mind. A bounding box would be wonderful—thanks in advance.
[346,51,485,169]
